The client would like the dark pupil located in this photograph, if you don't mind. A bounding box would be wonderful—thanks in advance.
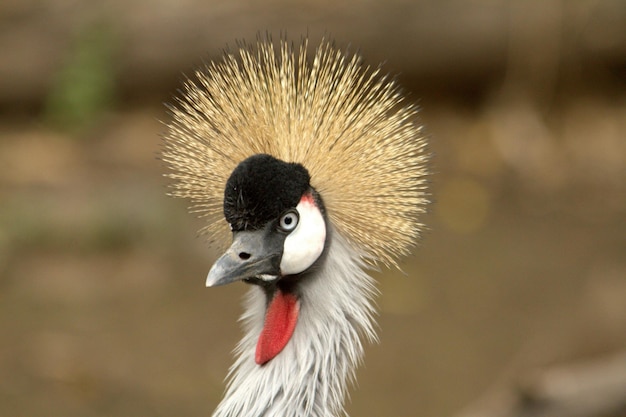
[284,216,292,224]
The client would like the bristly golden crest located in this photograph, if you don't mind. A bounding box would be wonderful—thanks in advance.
[162,37,429,267]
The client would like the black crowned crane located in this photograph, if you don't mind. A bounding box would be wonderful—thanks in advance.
[162,37,429,417]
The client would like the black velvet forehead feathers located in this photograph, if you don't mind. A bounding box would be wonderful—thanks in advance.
[224,154,311,231]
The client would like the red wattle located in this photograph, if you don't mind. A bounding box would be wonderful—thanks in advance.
[255,289,299,365]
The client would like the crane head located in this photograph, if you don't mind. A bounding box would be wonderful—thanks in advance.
[206,153,328,365]
[162,37,431,373]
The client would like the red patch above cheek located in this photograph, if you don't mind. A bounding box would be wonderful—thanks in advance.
[300,193,315,206]
[255,289,300,365]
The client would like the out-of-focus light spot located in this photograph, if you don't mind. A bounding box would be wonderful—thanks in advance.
[378,267,429,315]
[486,96,567,190]
[456,122,504,178]
[436,177,491,234]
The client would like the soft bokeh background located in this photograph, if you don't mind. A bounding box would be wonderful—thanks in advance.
[1,1,625,416]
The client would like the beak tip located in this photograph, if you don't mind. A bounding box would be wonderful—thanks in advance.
[205,278,219,288]
[205,269,220,287]
[205,264,219,287]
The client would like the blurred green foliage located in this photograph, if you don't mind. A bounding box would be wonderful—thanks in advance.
[44,21,117,133]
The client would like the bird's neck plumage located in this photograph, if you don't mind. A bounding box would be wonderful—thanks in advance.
[212,229,377,417]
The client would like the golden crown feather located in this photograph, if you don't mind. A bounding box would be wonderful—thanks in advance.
[162,37,429,267]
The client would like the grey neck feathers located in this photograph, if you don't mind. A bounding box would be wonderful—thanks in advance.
[212,230,378,417]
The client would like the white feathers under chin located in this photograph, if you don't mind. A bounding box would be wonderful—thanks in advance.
[212,228,378,417]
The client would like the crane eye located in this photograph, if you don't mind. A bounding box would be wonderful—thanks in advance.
[278,210,299,232]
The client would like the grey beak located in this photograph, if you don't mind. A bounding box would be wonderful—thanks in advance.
[206,228,283,287]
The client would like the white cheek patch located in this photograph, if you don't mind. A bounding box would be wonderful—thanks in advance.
[280,194,326,276]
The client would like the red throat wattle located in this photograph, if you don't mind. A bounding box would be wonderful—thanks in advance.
[255,289,300,365]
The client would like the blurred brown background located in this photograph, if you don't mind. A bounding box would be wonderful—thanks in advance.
[1,1,625,416]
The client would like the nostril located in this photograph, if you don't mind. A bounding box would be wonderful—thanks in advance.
[239,252,251,260]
